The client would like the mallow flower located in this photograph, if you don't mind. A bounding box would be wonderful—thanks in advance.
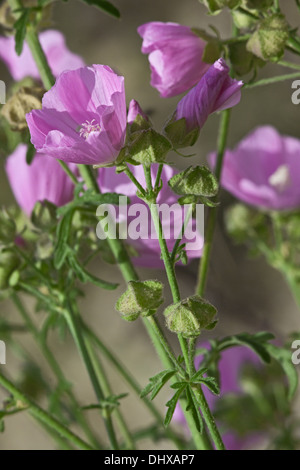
[173,345,262,450]
[0,30,84,82]
[5,144,75,216]
[127,99,149,124]
[97,164,203,268]
[26,65,127,165]
[209,126,300,211]
[175,59,243,133]
[137,22,211,98]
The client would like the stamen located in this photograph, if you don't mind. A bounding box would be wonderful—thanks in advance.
[79,119,101,140]
[268,164,290,193]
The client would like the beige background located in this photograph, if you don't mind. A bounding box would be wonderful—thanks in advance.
[0,0,299,449]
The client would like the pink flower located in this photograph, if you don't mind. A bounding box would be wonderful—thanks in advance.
[173,345,262,450]
[209,126,300,211]
[26,65,127,165]
[98,164,203,268]
[5,144,75,215]
[0,30,84,82]
[175,59,243,133]
[138,22,210,98]
[127,99,148,124]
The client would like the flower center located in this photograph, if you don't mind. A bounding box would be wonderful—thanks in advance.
[79,119,101,140]
[268,164,291,193]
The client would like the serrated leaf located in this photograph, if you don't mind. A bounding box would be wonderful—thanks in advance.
[264,344,298,400]
[191,367,208,382]
[219,333,272,364]
[81,0,120,18]
[170,381,187,389]
[196,377,220,396]
[164,386,186,427]
[140,369,176,399]
[150,370,177,400]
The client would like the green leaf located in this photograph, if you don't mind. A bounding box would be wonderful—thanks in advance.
[150,370,177,400]
[128,128,172,165]
[140,369,176,399]
[57,190,129,217]
[54,210,74,269]
[68,253,118,290]
[196,377,220,395]
[191,367,208,382]
[168,166,218,198]
[14,10,29,56]
[81,0,120,18]
[164,386,186,427]
[264,344,298,400]
[186,386,203,433]
[26,141,35,165]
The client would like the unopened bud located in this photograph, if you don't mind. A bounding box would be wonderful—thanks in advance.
[115,280,164,321]
[1,86,44,131]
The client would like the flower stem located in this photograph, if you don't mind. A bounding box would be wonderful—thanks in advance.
[0,372,94,450]
[245,72,300,88]
[278,60,300,71]
[196,109,231,296]
[63,300,119,450]
[11,293,102,449]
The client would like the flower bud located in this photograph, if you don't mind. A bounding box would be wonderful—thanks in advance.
[168,166,218,198]
[116,280,164,321]
[246,14,289,61]
[1,86,44,131]
[200,0,242,15]
[31,200,57,231]
[0,251,20,290]
[164,295,217,338]
[0,1,15,32]
[0,210,16,244]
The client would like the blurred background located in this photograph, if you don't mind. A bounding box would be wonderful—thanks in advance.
[0,0,299,449]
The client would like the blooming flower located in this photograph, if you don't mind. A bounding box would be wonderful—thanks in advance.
[26,65,127,165]
[209,126,300,211]
[175,58,243,133]
[97,164,203,268]
[0,30,85,82]
[137,22,210,98]
[5,144,75,215]
[173,345,262,450]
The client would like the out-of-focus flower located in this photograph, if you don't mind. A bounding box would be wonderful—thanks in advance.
[175,59,243,133]
[127,99,148,124]
[5,144,75,215]
[98,164,203,268]
[1,86,44,131]
[0,30,84,82]
[138,22,211,98]
[26,65,127,166]
[209,126,300,211]
[173,345,261,450]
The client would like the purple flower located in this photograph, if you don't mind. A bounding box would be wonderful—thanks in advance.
[173,345,262,450]
[209,126,300,211]
[97,164,203,268]
[5,144,75,215]
[26,65,127,165]
[138,21,210,98]
[127,99,148,124]
[0,30,84,82]
[175,59,243,133]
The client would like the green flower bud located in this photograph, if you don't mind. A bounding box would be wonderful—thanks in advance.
[31,200,57,231]
[1,86,45,131]
[168,166,218,198]
[164,295,217,338]
[128,128,172,165]
[229,41,265,76]
[116,280,164,321]
[0,251,20,290]
[0,211,16,244]
[199,0,242,15]
[246,14,289,61]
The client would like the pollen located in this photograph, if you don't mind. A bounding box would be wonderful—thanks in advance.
[79,119,101,139]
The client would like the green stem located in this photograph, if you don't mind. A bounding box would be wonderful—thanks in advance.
[278,60,300,71]
[245,72,300,88]
[124,167,146,196]
[0,372,94,450]
[196,110,231,296]
[64,301,119,450]
[26,26,55,89]
[11,293,101,449]
[287,37,300,56]
[193,387,225,450]
[85,339,136,449]
[59,161,79,185]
